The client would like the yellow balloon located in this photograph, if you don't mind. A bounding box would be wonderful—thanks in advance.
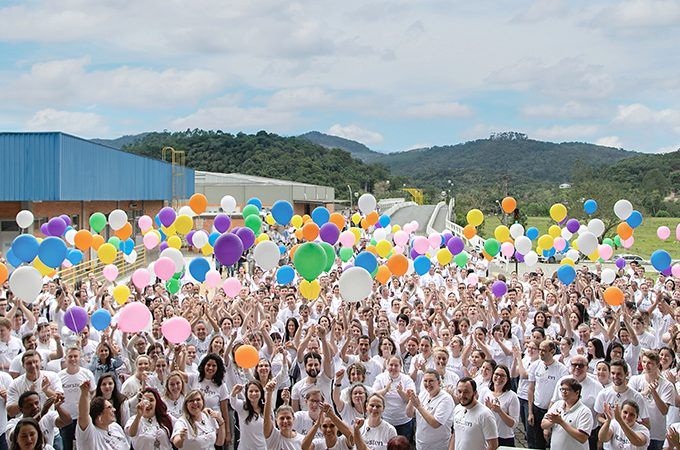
[256,234,270,243]
[466,209,484,227]
[588,250,599,262]
[291,215,303,228]
[538,234,554,250]
[494,225,510,242]
[391,225,401,233]
[162,224,177,236]
[174,215,193,234]
[167,235,182,249]
[437,248,453,265]
[299,280,321,300]
[560,257,575,267]
[33,257,53,276]
[113,285,130,305]
[350,227,361,243]
[572,240,579,251]
[201,243,213,256]
[97,243,117,264]
[549,203,567,222]
[548,225,561,238]
[265,214,276,226]
[376,240,393,258]
[351,213,361,225]
[536,246,544,254]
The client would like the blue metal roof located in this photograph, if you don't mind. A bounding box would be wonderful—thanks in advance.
[0,132,194,201]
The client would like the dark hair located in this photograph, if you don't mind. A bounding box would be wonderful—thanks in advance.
[89,396,108,423]
[560,378,582,396]
[605,342,625,363]
[10,417,44,450]
[243,381,265,424]
[531,327,546,338]
[378,337,397,357]
[303,351,322,366]
[659,346,677,369]
[141,388,173,437]
[284,317,299,342]
[96,373,126,425]
[587,338,605,361]
[96,342,114,365]
[198,353,225,386]
[621,399,640,416]
[396,313,410,325]
[489,364,511,392]
[458,377,477,392]
[21,350,40,364]
[610,359,629,375]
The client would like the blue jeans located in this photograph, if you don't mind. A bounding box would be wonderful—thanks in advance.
[394,418,415,443]
[59,419,77,450]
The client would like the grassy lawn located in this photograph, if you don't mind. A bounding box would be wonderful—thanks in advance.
[480,215,680,260]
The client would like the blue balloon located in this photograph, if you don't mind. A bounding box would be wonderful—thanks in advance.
[414,255,431,275]
[158,229,166,242]
[189,257,211,282]
[90,309,112,331]
[247,197,262,210]
[67,249,83,265]
[279,245,287,254]
[584,199,598,215]
[526,227,539,241]
[650,250,672,272]
[557,265,576,285]
[154,214,161,226]
[6,248,22,268]
[271,200,294,226]
[209,232,220,247]
[543,247,556,257]
[123,238,135,255]
[276,265,295,285]
[311,207,330,226]
[626,210,643,228]
[38,237,68,268]
[378,214,391,228]
[12,234,39,263]
[354,251,378,273]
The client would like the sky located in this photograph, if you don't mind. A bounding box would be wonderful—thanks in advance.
[0,0,679,154]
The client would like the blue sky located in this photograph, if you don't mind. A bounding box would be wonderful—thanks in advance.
[0,0,679,153]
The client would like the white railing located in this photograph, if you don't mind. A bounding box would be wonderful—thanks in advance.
[382,201,417,219]
[426,201,447,234]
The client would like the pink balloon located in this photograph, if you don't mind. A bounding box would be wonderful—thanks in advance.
[676,223,680,241]
[143,232,159,250]
[598,244,613,260]
[393,230,409,247]
[428,233,441,249]
[161,317,192,344]
[553,237,566,252]
[394,245,404,254]
[672,264,680,278]
[102,264,119,282]
[154,257,175,280]
[338,231,355,247]
[205,269,221,288]
[132,268,151,290]
[501,242,515,258]
[138,215,153,231]
[223,277,242,298]
[467,273,478,286]
[118,302,151,333]
[413,236,429,255]
[622,236,634,249]
[657,226,671,240]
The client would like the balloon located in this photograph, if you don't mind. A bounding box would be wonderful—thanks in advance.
[188,193,207,214]
[598,244,613,260]
[127,269,150,291]
[167,235,182,250]
[564,219,579,234]
[220,195,237,213]
[223,277,242,297]
[244,214,262,236]
[501,242,515,258]
[302,222,320,241]
[466,209,484,227]
[113,285,131,305]
[311,207,330,226]
[242,204,259,220]
[189,258,211,282]
[657,226,671,240]
[118,302,151,333]
[151,257,173,280]
[235,227,255,250]
[16,210,34,228]
[616,222,633,240]
[677,223,680,241]
[549,203,567,222]
[212,214,230,234]
[157,207,175,227]
[89,212,107,233]
[650,250,672,272]
[90,309,112,331]
[12,234,39,263]
[538,235,554,250]
[557,265,576,285]
[484,238,501,257]
[40,223,50,236]
[376,240,393,258]
[339,267,373,302]
[626,210,642,229]
[413,236,429,255]
[447,236,464,255]
[173,215,192,235]
[672,264,680,278]
[338,230,355,248]
[214,233,244,267]
[46,217,67,236]
[102,264,119,282]
[576,232,598,256]
[587,219,605,237]
[387,254,408,276]
[107,209,127,231]
[553,237,566,252]
[493,226,510,242]
[374,265,390,284]
[293,243,326,281]
[64,306,88,333]
[428,232,441,249]
[413,255,431,275]
[524,251,538,267]
[161,317,192,344]
[501,197,516,214]
[526,227,539,240]
[601,268,616,285]
[437,248,453,265]
[192,230,209,249]
[393,230,409,247]
[355,251,378,274]
[143,231,160,250]
[0,263,7,284]
[584,199,597,214]
[454,252,468,268]
[339,247,353,262]
[234,344,259,369]
[38,237,68,268]
[491,280,507,297]
[615,257,626,269]
[358,193,377,214]
[509,223,524,239]
[9,266,42,303]
[254,241,280,271]
[613,199,633,220]
[604,287,624,306]
[315,222,338,245]
[276,266,295,285]
[137,215,152,231]
[378,214,390,228]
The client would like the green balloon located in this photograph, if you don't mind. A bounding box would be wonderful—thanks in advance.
[339,247,353,262]
[603,238,614,247]
[454,252,468,268]
[244,214,262,236]
[371,265,378,278]
[613,236,621,247]
[320,242,335,272]
[108,236,121,249]
[242,204,259,219]
[370,238,377,246]
[173,271,182,279]
[484,238,500,257]
[89,212,107,233]
[293,242,327,281]
[166,278,180,294]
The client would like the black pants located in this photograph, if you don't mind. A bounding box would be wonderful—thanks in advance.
[0,432,8,450]
[394,418,415,443]
[59,419,77,450]
[588,425,600,450]
[499,437,515,447]
[527,404,548,449]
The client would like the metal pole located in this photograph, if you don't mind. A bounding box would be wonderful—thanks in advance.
[347,185,352,211]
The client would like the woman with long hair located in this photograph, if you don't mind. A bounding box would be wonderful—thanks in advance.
[482,364,520,447]
[162,371,186,420]
[189,353,230,444]
[9,418,46,450]
[171,390,226,449]
[229,382,266,449]
[95,372,130,427]
[587,338,606,373]
[125,388,173,449]
[88,342,124,384]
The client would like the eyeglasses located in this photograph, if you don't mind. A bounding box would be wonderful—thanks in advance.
[571,363,587,368]
[559,388,573,393]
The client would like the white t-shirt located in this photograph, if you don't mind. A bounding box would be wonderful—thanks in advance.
[294,411,323,440]
[59,368,96,419]
[6,410,58,447]
[124,415,173,450]
[163,394,185,421]
[546,400,593,450]
[594,386,650,423]
[75,421,129,450]
[0,371,13,437]
[415,389,455,449]
[628,374,675,440]
[451,402,498,450]
[171,412,219,450]
[360,420,397,450]
[189,374,229,411]
[346,355,382,386]
[551,374,600,431]
[291,374,332,411]
[310,435,352,450]
[7,370,64,409]
[0,336,24,370]
[230,396,265,450]
[528,360,569,409]
[480,390,520,439]
[603,420,650,450]
[265,428,304,450]
[372,372,416,426]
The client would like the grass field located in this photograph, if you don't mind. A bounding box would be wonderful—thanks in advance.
[480,215,680,260]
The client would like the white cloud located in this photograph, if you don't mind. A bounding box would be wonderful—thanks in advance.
[401,102,472,119]
[583,0,680,30]
[656,143,680,153]
[532,124,599,141]
[614,103,680,132]
[267,87,335,110]
[25,109,109,137]
[595,136,624,148]
[521,101,599,119]
[327,124,384,145]
[171,105,296,132]
[513,0,569,22]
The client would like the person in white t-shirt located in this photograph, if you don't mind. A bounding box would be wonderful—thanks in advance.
[301,402,354,450]
[263,379,304,450]
[58,347,95,450]
[406,369,454,450]
[598,400,650,450]
[7,351,64,418]
[451,377,498,450]
[8,417,55,450]
[75,379,129,450]
[171,389,226,450]
[542,378,593,450]
[481,364,520,448]
[357,393,397,450]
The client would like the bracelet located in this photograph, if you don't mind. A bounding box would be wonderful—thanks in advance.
[335,384,342,387]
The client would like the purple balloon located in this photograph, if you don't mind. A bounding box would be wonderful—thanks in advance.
[159,242,169,252]
[319,223,340,245]
[615,257,626,269]
[447,236,464,255]
[491,280,508,298]
[186,230,195,247]
[235,227,255,250]
[566,219,580,233]
[442,231,453,244]
[40,223,50,236]
[515,252,525,263]
[214,214,231,233]
[47,217,67,236]
[410,247,419,260]
[214,233,244,266]
[59,214,72,226]
[64,306,88,333]
[662,267,672,276]
[158,207,176,227]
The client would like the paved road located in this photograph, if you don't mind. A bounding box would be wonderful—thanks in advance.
[431,205,448,233]
[388,204,436,234]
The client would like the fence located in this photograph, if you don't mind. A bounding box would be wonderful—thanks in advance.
[58,244,150,287]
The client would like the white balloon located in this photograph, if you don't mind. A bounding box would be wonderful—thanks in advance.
[192,230,209,248]
[373,228,388,241]
[560,228,573,240]
[524,251,538,267]
[253,241,280,271]
[108,209,128,231]
[587,219,605,237]
[221,195,237,214]
[178,206,195,217]
[64,229,77,245]
[509,223,524,239]
[601,268,616,285]
[160,248,184,272]
[576,231,598,255]
[566,249,580,261]
[16,210,34,229]
[515,236,532,255]
[357,194,377,215]
[406,258,415,275]
[339,267,373,302]
[614,199,633,221]
[124,250,138,264]
[578,225,588,235]
[9,266,42,304]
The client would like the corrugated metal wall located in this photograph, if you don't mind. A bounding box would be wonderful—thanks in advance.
[0,133,60,200]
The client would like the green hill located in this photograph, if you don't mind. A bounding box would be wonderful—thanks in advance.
[298,131,384,163]
[92,133,149,149]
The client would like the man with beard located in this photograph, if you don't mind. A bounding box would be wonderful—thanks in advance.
[594,359,650,429]
[292,326,333,411]
[451,377,498,450]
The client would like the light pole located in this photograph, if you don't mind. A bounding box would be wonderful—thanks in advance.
[347,185,353,212]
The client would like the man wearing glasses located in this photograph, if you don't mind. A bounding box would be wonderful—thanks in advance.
[542,378,593,450]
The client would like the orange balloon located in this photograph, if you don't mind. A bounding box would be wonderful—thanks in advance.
[91,234,105,251]
[302,222,320,241]
[366,211,379,226]
[375,265,391,284]
[74,230,93,251]
[617,222,633,240]
[360,218,369,230]
[114,222,133,240]
[463,225,477,240]
[0,263,8,284]
[482,249,493,261]
[302,214,312,223]
[294,229,303,240]
[189,193,208,214]
[329,213,346,230]
[387,254,408,277]
[234,344,259,369]
[289,244,300,260]
[604,287,624,306]
[366,245,378,255]
[501,197,517,214]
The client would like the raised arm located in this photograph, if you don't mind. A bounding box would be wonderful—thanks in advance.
[77,380,92,431]
[263,380,277,439]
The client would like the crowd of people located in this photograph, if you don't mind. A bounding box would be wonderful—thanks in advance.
[0,217,679,450]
